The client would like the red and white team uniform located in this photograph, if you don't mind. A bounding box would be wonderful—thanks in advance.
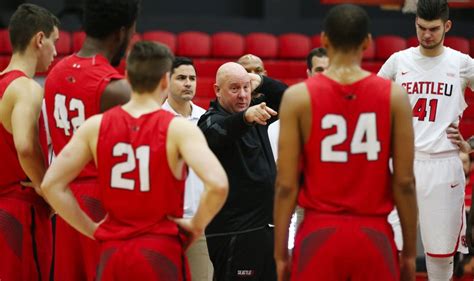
[0,70,52,281]
[44,54,123,281]
[94,106,189,281]
[379,46,474,256]
[292,74,398,281]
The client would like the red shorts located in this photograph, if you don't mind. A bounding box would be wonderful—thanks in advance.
[97,234,190,281]
[0,187,52,281]
[54,180,104,281]
[291,212,399,281]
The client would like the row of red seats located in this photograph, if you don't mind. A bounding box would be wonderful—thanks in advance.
[1,28,473,136]
[1,29,473,60]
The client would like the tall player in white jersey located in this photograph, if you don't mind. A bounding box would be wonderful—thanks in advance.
[378,0,474,280]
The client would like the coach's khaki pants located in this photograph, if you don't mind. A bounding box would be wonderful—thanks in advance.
[186,235,214,281]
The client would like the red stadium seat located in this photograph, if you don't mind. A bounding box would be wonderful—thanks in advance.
[311,34,322,48]
[193,59,226,79]
[142,31,176,53]
[361,61,384,73]
[195,77,216,99]
[193,97,213,110]
[265,60,306,79]
[211,32,244,58]
[281,78,304,86]
[0,29,12,54]
[406,36,419,48]
[177,31,211,57]
[245,33,278,59]
[278,33,311,59]
[444,36,470,54]
[56,30,72,55]
[363,39,376,60]
[72,31,86,52]
[0,55,9,70]
[375,35,407,60]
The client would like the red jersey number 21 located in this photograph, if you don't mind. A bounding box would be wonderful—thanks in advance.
[110,143,150,192]
[321,113,381,162]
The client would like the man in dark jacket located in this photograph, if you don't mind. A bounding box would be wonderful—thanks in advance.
[198,62,287,281]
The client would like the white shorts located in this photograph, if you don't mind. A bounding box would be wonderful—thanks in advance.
[389,151,468,256]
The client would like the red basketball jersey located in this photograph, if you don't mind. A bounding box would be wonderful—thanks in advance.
[299,74,393,216]
[94,107,185,241]
[0,70,29,188]
[44,54,123,179]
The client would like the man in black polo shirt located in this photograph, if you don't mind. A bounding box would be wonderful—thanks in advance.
[198,62,287,281]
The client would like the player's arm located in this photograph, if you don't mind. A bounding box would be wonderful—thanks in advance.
[390,82,417,281]
[99,79,131,112]
[198,110,253,148]
[41,115,102,239]
[251,74,288,114]
[446,124,471,153]
[273,83,307,281]
[10,79,47,193]
[168,118,228,243]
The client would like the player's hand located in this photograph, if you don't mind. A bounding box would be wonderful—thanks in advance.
[85,215,108,240]
[249,73,262,91]
[244,102,277,125]
[446,123,471,153]
[22,181,56,216]
[399,255,416,281]
[168,216,202,250]
[275,257,291,281]
[21,181,46,198]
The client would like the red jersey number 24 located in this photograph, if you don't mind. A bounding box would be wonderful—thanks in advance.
[321,113,381,162]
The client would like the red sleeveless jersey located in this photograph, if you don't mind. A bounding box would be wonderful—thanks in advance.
[299,74,393,216]
[0,70,29,188]
[94,107,185,241]
[44,54,123,180]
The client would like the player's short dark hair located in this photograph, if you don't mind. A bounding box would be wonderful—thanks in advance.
[416,0,449,22]
[171,56,194,75]
[127,41,174,93]
[324,4,369,52]
[306,47,327,70]
[83,0,140,39]
[9,4,60,54]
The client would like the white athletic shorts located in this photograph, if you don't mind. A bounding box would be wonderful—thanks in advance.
[388,150,467,256]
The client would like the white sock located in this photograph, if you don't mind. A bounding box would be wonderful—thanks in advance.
[425,255,453,281]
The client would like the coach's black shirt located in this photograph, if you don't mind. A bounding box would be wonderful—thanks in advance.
[198,76,287,235]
